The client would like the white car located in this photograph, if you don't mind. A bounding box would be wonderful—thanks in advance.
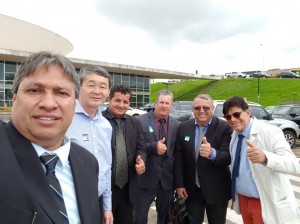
[99,102,146,116]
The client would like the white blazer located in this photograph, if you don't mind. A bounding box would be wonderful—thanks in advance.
[230,118,300,224]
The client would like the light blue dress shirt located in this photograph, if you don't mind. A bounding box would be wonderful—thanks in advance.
[67,100,113,211]
[232,118,260,198]
[33,137,81,224]
[194,119,216,160]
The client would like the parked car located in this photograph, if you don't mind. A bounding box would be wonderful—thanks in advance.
[265,106,276,115]
[272,104,300,128]
[99,102,146,116]
[249,71,271,78]
[224,72,247,78]
[278,72,300,78]
[169,101,194,122]
[139,103,155,112]
[213,100,300,148]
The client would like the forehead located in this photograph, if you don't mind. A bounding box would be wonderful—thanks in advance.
[111,92,130,100]
[194,97,212,105]
[157,94,172,102]
[84,73,109,84]
[227,106,244,113]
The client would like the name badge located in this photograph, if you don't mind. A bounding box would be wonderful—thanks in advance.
[82,134,89,141]
[185,136,190,141]
[149,126,153,133]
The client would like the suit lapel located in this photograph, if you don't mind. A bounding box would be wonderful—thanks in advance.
[6,123,62,223]
[148,111,159,140]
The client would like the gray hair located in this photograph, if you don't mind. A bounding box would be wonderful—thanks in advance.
[78,65,111,88]
[193,94,213,105]
[12,51,80,98]
[155,89,174,103]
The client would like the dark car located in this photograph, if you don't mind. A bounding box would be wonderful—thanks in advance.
[278,72,300,78]
[169,101,193,122]
[139,103,155,112]
[250,71,271,78]
[272,104,300,128]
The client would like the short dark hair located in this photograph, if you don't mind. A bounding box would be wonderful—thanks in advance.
[78,65,111,88]
[109,84,132,100]
[223,96,249,115]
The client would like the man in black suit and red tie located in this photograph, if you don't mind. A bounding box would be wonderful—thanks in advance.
[174,94,232,224]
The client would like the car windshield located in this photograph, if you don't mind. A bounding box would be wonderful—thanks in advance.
[273,106,291,115]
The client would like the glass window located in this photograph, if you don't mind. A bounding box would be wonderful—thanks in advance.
[5,89,13,101]
[122,74,129,86]
[5,72,15,81]
[144,77,150,91]
[137,77,144,91]
[5,62,17,73]
[113,74,121,85]
[130,76,137,90]
[0,62,4,80]
[0,101,4,107]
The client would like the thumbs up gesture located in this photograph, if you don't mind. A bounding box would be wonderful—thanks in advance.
[246,140,267,164]
[157,137,167,155]
[199,137,212,158]
[135,155,146,174]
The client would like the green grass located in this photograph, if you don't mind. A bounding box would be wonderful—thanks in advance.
[151,78,300,107]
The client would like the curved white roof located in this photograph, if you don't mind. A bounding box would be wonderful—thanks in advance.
[0,14,73,55]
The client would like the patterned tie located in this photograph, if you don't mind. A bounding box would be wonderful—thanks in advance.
[115,119,128,188]
[159,119,165,140]
[40,154,69,223]
[231,134,244,201]
[195,125,205,187]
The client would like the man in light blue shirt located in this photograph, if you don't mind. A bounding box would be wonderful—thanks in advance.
[67,66,113,224]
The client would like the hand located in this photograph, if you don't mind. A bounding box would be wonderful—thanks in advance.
[157,137,167,155]
[199,137,212,158]
[103,210,113,224]
[246,140,267,164]
[176,188,188,200]
[135,155,146,174]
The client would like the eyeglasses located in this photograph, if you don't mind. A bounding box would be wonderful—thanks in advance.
[224,111,244,121]
[194,106,211,112]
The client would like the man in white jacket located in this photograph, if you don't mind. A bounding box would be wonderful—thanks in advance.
[223,96,300,224]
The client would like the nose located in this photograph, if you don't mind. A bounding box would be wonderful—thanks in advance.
[38,92,58,110]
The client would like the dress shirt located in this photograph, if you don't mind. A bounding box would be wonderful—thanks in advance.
[67,100,113,210]
[194,119,216,160]
[32,137,81,224]
[232,118,259,198]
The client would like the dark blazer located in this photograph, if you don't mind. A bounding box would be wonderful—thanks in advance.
[136,110,180,190]
[0,121,100,224]
[174,116,232,205]
[102,109,147,204]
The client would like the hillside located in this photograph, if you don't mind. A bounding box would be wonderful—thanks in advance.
[150,78,300,107]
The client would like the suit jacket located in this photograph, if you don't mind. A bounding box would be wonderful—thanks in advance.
[0,121,100,224]
[136,110,180,190]
[174,116,232,205]
[102,109,147,204]
[231,118,300,224]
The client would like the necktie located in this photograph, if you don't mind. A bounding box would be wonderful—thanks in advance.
[231,134,244,201]
[115,119,128,188]
[195,125,205,187]
[159,118,166,140]
[40,154,69,223]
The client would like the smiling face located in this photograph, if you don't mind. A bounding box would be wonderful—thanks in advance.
[193,97,214,125]
[154,94,173,119]
[225,106,251,132]
[108,92,131,118]
[11,65,76,150]
[79,73,110,116]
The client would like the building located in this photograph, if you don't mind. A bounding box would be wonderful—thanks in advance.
[0,14,199,110]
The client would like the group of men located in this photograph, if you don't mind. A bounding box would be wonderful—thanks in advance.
[0,51,299,224]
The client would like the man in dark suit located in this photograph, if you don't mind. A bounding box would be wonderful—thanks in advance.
[134,90,180,224]
[102,84,147,224]
[174,94,232,224]
[0,51,100,223]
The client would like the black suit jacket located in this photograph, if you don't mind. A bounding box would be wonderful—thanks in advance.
[102,109,147,204]
[174,116,232,204]
[0,121,100,224]
[136,110,180,190]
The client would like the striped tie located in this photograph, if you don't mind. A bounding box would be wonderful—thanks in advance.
[40,154,69,223]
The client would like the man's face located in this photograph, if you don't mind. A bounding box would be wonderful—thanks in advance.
[154,95,173,119]
[193,98,214,125]
[224,106,251,132]
[108,92,130,118]
[79,73,110,112]
[11,65,76,150]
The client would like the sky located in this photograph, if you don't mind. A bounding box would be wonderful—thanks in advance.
[1,0,300,75]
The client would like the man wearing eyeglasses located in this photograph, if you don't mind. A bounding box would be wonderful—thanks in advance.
[223,96,300,224]
[174,94,232,224]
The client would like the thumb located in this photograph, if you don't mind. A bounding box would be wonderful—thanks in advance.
[160,137,165,143]
[246,140,255,148]
[136,155,142,164]
[202,137,208,144]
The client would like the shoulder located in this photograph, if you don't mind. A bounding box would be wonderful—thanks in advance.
[70,142,98,162]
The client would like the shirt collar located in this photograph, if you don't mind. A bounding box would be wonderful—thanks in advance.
[194,118,212,127]
[238,117,253,138]
[32,136,71,168]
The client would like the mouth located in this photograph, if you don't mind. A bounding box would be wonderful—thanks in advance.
[34,116,59,121]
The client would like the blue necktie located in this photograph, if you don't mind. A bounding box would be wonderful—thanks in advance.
[231,134,244,201]
[40,154,69,223]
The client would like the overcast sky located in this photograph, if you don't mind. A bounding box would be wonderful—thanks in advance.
[1,0,300,75]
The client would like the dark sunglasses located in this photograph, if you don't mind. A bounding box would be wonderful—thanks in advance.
[224,111,244,121]
[194,106,211,112]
